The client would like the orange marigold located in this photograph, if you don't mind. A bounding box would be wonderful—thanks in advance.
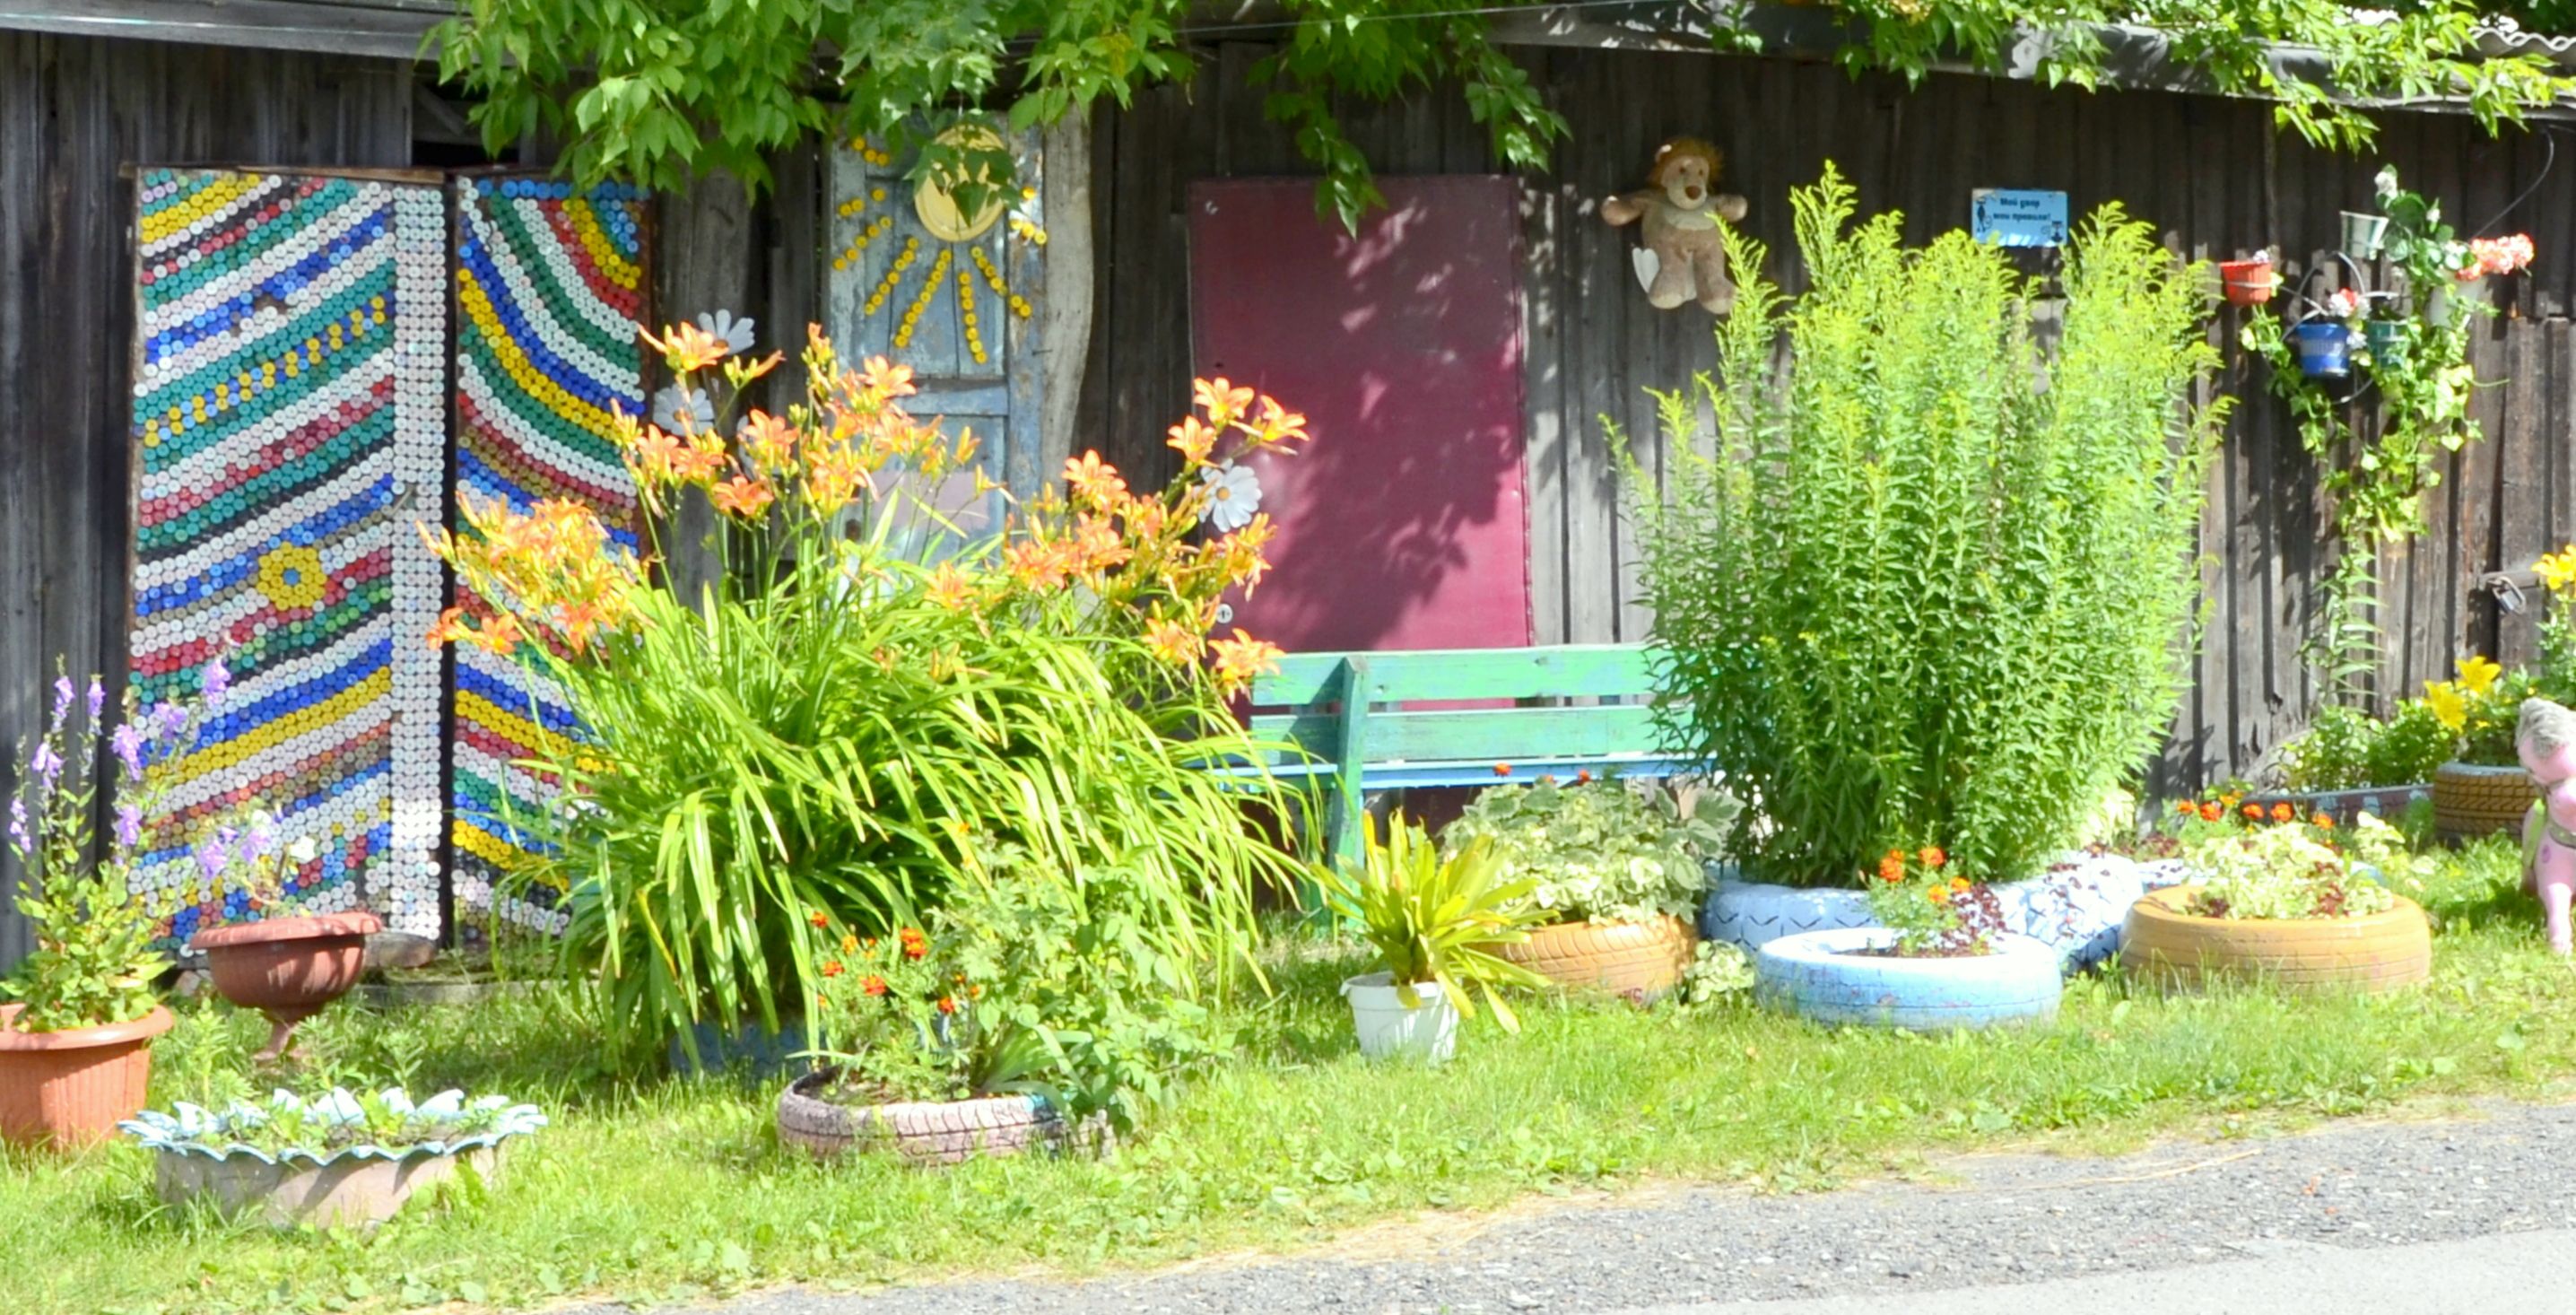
[2241,804,2263,820]
[1877,850,1906,884]
[2314,812,2336,830]
[2198,802,2223,823]
[862,974,889,997]
[2271,802,2295,823]
[1918,846,1947,869]
[808,910,830,929]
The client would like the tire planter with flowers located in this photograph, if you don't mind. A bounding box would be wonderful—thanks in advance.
[122,1088,545,1229]
[1702,850,2170,971]
[191,910,381,1062]
[1492,914,1695,999]
[2119,885,2431,993]
[777,1068,1082,1165]
[2432,761,2535,843]
[0,1003,174,1148]
[1753,929,2063,1031]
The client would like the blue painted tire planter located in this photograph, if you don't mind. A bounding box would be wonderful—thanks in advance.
[1702,853,2181,971]
[1754,929,2064,1031]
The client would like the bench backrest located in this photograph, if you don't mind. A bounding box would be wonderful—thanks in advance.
[1247,644,1666,766]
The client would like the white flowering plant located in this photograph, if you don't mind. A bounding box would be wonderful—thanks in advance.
[2176,808,2424,920]
[1440,777,1735,925]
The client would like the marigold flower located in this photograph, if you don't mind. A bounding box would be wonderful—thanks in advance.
[2198,802,2223,823]
[2174,799,2197,816]
[2271,802,2295,823]
[2314,812,2335,830]
[2241,804,2262,820]
[862,974,888,997]
[1928,886,1952,905]
[808,910,830,929]
[1877,850,1906,884]
[821,961,845,978]
[1918,846,1946,869]
[937,996,957,1015]
[840,934,859,954]
[903,940,927,961]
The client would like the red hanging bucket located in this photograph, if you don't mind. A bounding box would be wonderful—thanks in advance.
[2218,257,2278,306]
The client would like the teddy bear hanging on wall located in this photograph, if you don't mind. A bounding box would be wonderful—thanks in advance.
[1601,137,1748,315]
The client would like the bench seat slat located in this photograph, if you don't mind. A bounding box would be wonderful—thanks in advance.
[1253,644,1659,707]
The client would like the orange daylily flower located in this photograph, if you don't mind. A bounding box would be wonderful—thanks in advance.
[926,562,977,612]
[710,475,776,518]
[1064,450,1128,504]
[1194,377,1255,426]
[738,409,797,470]
[641,322,731,372]
[1167,414,1217,464]
[1144,618,1202,665]
[1209,628,1283,690]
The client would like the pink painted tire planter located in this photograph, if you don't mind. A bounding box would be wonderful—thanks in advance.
[1754,929,2064,1031]
[777,1069,1085,1165]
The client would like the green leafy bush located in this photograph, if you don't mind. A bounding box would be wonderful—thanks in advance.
[2176,812,2422,919]
[806,850,1227,1135]
[1619,164,2224,888]
[1439,778,1734,924]
[2280,701,2452,791]
[1315,817,1551,1030]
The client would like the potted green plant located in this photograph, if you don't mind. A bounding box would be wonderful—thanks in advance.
[1316,815,1551,1064]
[1753,846,2064,1030]
[2122,806,2431,993]
[1,670,183,1148]
[121,1087,544,1228]
[780,853,1218,1163]
[2424,657,2546,842]
[181,803,379,1064]
[1441,776,1733,999]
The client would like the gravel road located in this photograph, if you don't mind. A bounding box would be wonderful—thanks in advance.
[588,1100,2576,1314]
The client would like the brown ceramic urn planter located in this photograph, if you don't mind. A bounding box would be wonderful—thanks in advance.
[191,910,382,1061]
[0,1003,174,1148]
[1493,914,1696,1000]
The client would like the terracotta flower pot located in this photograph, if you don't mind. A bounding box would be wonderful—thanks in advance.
[0,1003,174,1148]
[776,1068,1089,1165]
[191,910,381,1061]
[1494,914,1695,999]
[2119,884,2430,994]
[2432,761,2535,844]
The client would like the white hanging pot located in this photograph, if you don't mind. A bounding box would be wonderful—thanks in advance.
[2427,276,2486,328]
[1341,971,1459,1064]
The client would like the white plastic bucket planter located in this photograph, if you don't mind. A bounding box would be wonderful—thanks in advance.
[2339,210,2391,259]
[1342,971,1458,1063]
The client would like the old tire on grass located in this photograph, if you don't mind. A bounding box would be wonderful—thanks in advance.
[1494,915,1694,999]
[2433,761,2535,844]
[778,1068,1079,1165]
[2118,885,2431,994]
[1753,929,2062,1031]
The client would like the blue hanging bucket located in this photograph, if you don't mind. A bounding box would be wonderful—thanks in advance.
[2288,322,2354,379]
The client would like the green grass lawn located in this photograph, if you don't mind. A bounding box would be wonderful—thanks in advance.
[10,839,2576,1315]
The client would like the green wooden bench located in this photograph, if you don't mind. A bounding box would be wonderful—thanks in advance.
[1242,643,1694,874]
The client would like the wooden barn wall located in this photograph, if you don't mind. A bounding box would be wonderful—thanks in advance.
[1075,45,2576,797]
[0,31,415,968]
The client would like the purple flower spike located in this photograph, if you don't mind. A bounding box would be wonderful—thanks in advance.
[6,798,28,853]
[202,660,231,703]
[114,804,142,850]
[111,723,145,781]
[86,677,105,721]
[152,701,188,740]
[29,741,63,785]
[49,676,72,728]
[196,834,230,882]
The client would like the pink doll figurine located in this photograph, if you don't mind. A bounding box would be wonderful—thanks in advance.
[2518,698,2576,955]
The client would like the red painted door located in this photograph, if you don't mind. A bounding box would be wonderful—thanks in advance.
[1187,177,1531,654]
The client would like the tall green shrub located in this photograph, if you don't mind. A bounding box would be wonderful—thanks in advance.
[1617,165,2225,888]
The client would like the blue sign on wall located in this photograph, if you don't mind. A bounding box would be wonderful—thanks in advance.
[1971,188,2069,248]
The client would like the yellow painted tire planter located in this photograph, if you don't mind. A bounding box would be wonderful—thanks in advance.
[2119,885,2430,994]
[2432,761,2535,843]
[1493,915,1694,999]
